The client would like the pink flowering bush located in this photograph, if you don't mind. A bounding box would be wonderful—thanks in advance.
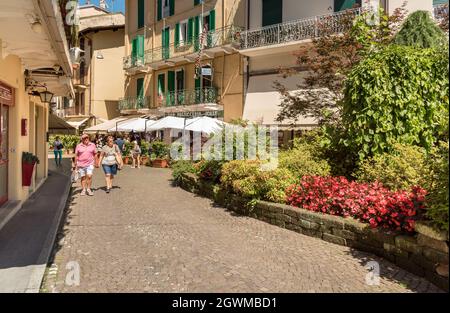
[286,176,427,233]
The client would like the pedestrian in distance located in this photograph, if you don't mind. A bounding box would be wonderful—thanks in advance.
[53,136,63,167]
[74,133,96,196]
[131,140,141,169]
[98,135,123,194]
[115,135,125,155]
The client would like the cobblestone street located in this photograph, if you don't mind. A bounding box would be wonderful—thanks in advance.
[42,166,442,293]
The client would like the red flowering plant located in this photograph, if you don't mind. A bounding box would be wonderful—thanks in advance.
[286,176,427,233]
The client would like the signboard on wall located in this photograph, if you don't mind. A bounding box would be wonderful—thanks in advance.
[201,67,212,76]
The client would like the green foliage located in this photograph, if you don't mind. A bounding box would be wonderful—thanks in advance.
[171,160,196,183]
[194,160,224,183]
[354,144,427,191]
[22,152,39,164]
[220,160,262,189]
[394,11,447,48]
[140,140,150,156]
[342,44,449,160]
[150,141,169,159]
[423,141,449,231]
[279,140,331,178]
[123,141,134,157]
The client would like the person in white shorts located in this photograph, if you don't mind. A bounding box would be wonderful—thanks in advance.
[75,134,97,196]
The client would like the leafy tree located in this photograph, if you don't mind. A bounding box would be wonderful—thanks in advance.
[275,5,408,125]
[341,45,449,160]
[394,10,447,48]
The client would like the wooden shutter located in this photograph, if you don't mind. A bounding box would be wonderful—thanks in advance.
[157,0,162,21]
[262,0,282,27]
[138,0,145,28]
[158,73,165,95]
[334,0,357,12]
[169,0,175,16]
[175,23,180,47]
[188,18,194,44]
[131,37,137,58]
[209,10,216,31]
[137,35,145,61]
[194,16,200,51]
[168,71,175,92]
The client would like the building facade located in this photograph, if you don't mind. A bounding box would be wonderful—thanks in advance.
[63,4,125,132]
[0,0,73,207]
[237,0,444,145]
[123,0,246,122]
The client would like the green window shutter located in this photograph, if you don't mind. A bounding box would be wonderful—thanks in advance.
[175,23,180,47]
[157,0,162,21]
[262,0,282,27]
[209,10,216,31]
[194,0,200,5]
[194,16,200,51]
[158,73,165,95]
[334,0,358,12]
[168,71,175,92]
[138,0,145,28]
[137,78,144,98]
[195,76,201,89]
[131,38,137,58]
[162,27,170,59]
[169,0,175,16]
[168,71,175,106]
[188,18,194,44]
[137,35,145,62]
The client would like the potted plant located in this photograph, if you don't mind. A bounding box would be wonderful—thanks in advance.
[22,152,39,186]
[150,141,169,168]
[140,140,150,166]
[123,141,134,164]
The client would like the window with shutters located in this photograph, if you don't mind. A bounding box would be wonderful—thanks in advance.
[138,0,144,29]
[262,0,282,27]
[180,20,188,46]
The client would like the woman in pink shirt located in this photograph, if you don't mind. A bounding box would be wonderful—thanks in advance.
[75,134,97,196]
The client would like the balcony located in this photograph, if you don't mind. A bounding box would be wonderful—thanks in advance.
[158,87,218,107]
[238,8,361,55]
[118,96,152,111]
[142,26,242,69]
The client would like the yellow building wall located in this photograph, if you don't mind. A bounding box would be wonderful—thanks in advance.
[90,28,126,120]
[0,53,49,203]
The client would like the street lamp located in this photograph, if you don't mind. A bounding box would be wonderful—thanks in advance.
[39,89,54,103]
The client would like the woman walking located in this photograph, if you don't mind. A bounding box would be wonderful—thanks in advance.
[131,140,141,169]
[98,135,122,193]
[53,136,63,167]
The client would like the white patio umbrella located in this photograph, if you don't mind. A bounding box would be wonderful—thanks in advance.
[183,116,227,134]
[108,118,155,132]
[84,117,128,133]
[146,116,187,131]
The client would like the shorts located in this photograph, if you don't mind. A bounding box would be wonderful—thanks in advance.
[102,164,118,176]
[78,165,94,177]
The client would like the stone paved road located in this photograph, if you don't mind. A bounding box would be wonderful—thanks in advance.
[42,166,442,293]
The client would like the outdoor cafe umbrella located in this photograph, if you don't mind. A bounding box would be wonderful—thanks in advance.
[183,116,226,134]
[146,116,187,131]
[108,118,155,132]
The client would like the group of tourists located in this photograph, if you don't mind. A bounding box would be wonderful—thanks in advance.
[52,132,146,196]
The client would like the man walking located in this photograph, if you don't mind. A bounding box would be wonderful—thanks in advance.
[115,135,125,154]
[75,133,96,196]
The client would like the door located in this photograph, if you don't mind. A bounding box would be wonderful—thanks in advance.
[175,69,184,105]
[0,104,9,206]
[136,78,144,109]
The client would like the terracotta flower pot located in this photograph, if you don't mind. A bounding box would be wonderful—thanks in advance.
[141,156,149,166]
[152,159,168,168]
[123,156,130,164]
[22,162,36,187]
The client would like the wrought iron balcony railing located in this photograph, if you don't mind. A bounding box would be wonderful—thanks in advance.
[158,87,218,107]
[239,8,362,50]
[118,96,151,111]
[145,25,243,65]
[123,55,146,70]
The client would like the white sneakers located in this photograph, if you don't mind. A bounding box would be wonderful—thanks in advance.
[81,189,94,196]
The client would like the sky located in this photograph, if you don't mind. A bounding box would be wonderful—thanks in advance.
[80,0,125,13]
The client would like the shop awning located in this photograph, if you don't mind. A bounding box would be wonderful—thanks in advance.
[108,118,156,132]
[84,116,129,133]
[242,74,318,129]
[48,113,77,135]
[184,117,227,134]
